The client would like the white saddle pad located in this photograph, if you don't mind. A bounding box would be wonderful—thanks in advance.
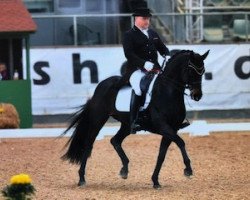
[115,75,158,112]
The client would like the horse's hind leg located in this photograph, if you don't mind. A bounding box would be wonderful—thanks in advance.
[78,115,109,186]
[110,122,130,179]
[174,134,193,177]
[78,148,91,186]
[151,137,171,189]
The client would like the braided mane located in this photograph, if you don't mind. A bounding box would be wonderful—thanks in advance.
[165,50,193,67]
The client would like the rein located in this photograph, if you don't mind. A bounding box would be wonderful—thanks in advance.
[161,56,168,71]
[159,75,189,96]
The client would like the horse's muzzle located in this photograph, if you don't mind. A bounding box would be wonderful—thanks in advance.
[190,88,202,101]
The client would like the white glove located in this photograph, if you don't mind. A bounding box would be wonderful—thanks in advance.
[144,61,154,71]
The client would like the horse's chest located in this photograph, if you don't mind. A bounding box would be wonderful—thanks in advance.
[154,96,185,119]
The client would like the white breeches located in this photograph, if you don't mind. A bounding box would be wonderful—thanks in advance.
[129,70,146,96]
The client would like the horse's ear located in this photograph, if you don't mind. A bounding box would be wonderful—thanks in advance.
[201,50,210,60]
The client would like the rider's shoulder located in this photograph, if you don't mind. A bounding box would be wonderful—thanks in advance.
[126,27,136,34]
[148,29,159,36]
[123,28,136,38]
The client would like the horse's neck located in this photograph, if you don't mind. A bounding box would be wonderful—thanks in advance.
[150,70,185,112]
[152,56,187,98]
[161,58,185,84]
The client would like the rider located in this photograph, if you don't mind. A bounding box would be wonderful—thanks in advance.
[122,6,170,134]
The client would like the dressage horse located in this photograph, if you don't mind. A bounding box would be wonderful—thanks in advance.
[61,50,209,188]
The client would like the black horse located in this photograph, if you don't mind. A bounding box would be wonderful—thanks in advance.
[61,50,209,188]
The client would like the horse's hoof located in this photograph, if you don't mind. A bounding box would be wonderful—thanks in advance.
[119,167,128,179]
[119,171,128,179]
[153,184,161,189]
[78,181,86,187]
[120,172,128,179]
[184,168,193,178]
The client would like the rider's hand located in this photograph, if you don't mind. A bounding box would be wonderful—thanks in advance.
[144,61,154,71]
[153,63,161,70]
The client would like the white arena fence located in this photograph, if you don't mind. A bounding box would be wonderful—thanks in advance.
[24,44,250,115]
[0,121,250,139]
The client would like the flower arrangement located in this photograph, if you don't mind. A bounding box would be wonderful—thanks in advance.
[0,104,4,113]
[1,174,35,200]
[0,103,20,128]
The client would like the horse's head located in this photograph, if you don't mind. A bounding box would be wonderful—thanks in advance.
[182,50,209,101]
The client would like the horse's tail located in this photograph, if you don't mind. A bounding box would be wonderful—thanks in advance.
[61,100,92,164]
[61,76,120,164]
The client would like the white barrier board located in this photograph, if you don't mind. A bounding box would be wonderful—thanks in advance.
[1,121,250,139]
[23,44,250,114]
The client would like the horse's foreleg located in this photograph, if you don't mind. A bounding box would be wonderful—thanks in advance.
[151,137,171,189]
[110,123,130,179]
[158,122,193,178]
[174,134,193,177]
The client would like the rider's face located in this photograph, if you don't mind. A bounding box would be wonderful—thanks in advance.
[135,16,151,30]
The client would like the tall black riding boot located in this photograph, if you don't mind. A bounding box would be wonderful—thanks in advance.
[130,90,141,134]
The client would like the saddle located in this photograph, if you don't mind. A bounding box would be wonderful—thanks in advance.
[115,72,157,112]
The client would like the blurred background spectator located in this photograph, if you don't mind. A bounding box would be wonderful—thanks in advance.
[0,62,8,80]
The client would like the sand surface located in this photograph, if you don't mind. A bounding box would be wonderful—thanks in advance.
[0,132,249,200]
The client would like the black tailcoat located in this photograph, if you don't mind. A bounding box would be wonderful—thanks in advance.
[122,25,169,77]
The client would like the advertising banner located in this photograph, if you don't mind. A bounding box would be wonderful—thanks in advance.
[26,44,250,114]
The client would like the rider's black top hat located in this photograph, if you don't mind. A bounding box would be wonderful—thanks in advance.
[131,0,152,17]
[132,7,152,17]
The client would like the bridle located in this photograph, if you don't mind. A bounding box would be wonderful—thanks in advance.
[187,60,205,76]
[186,59,205,90]
[159,54,205,94]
